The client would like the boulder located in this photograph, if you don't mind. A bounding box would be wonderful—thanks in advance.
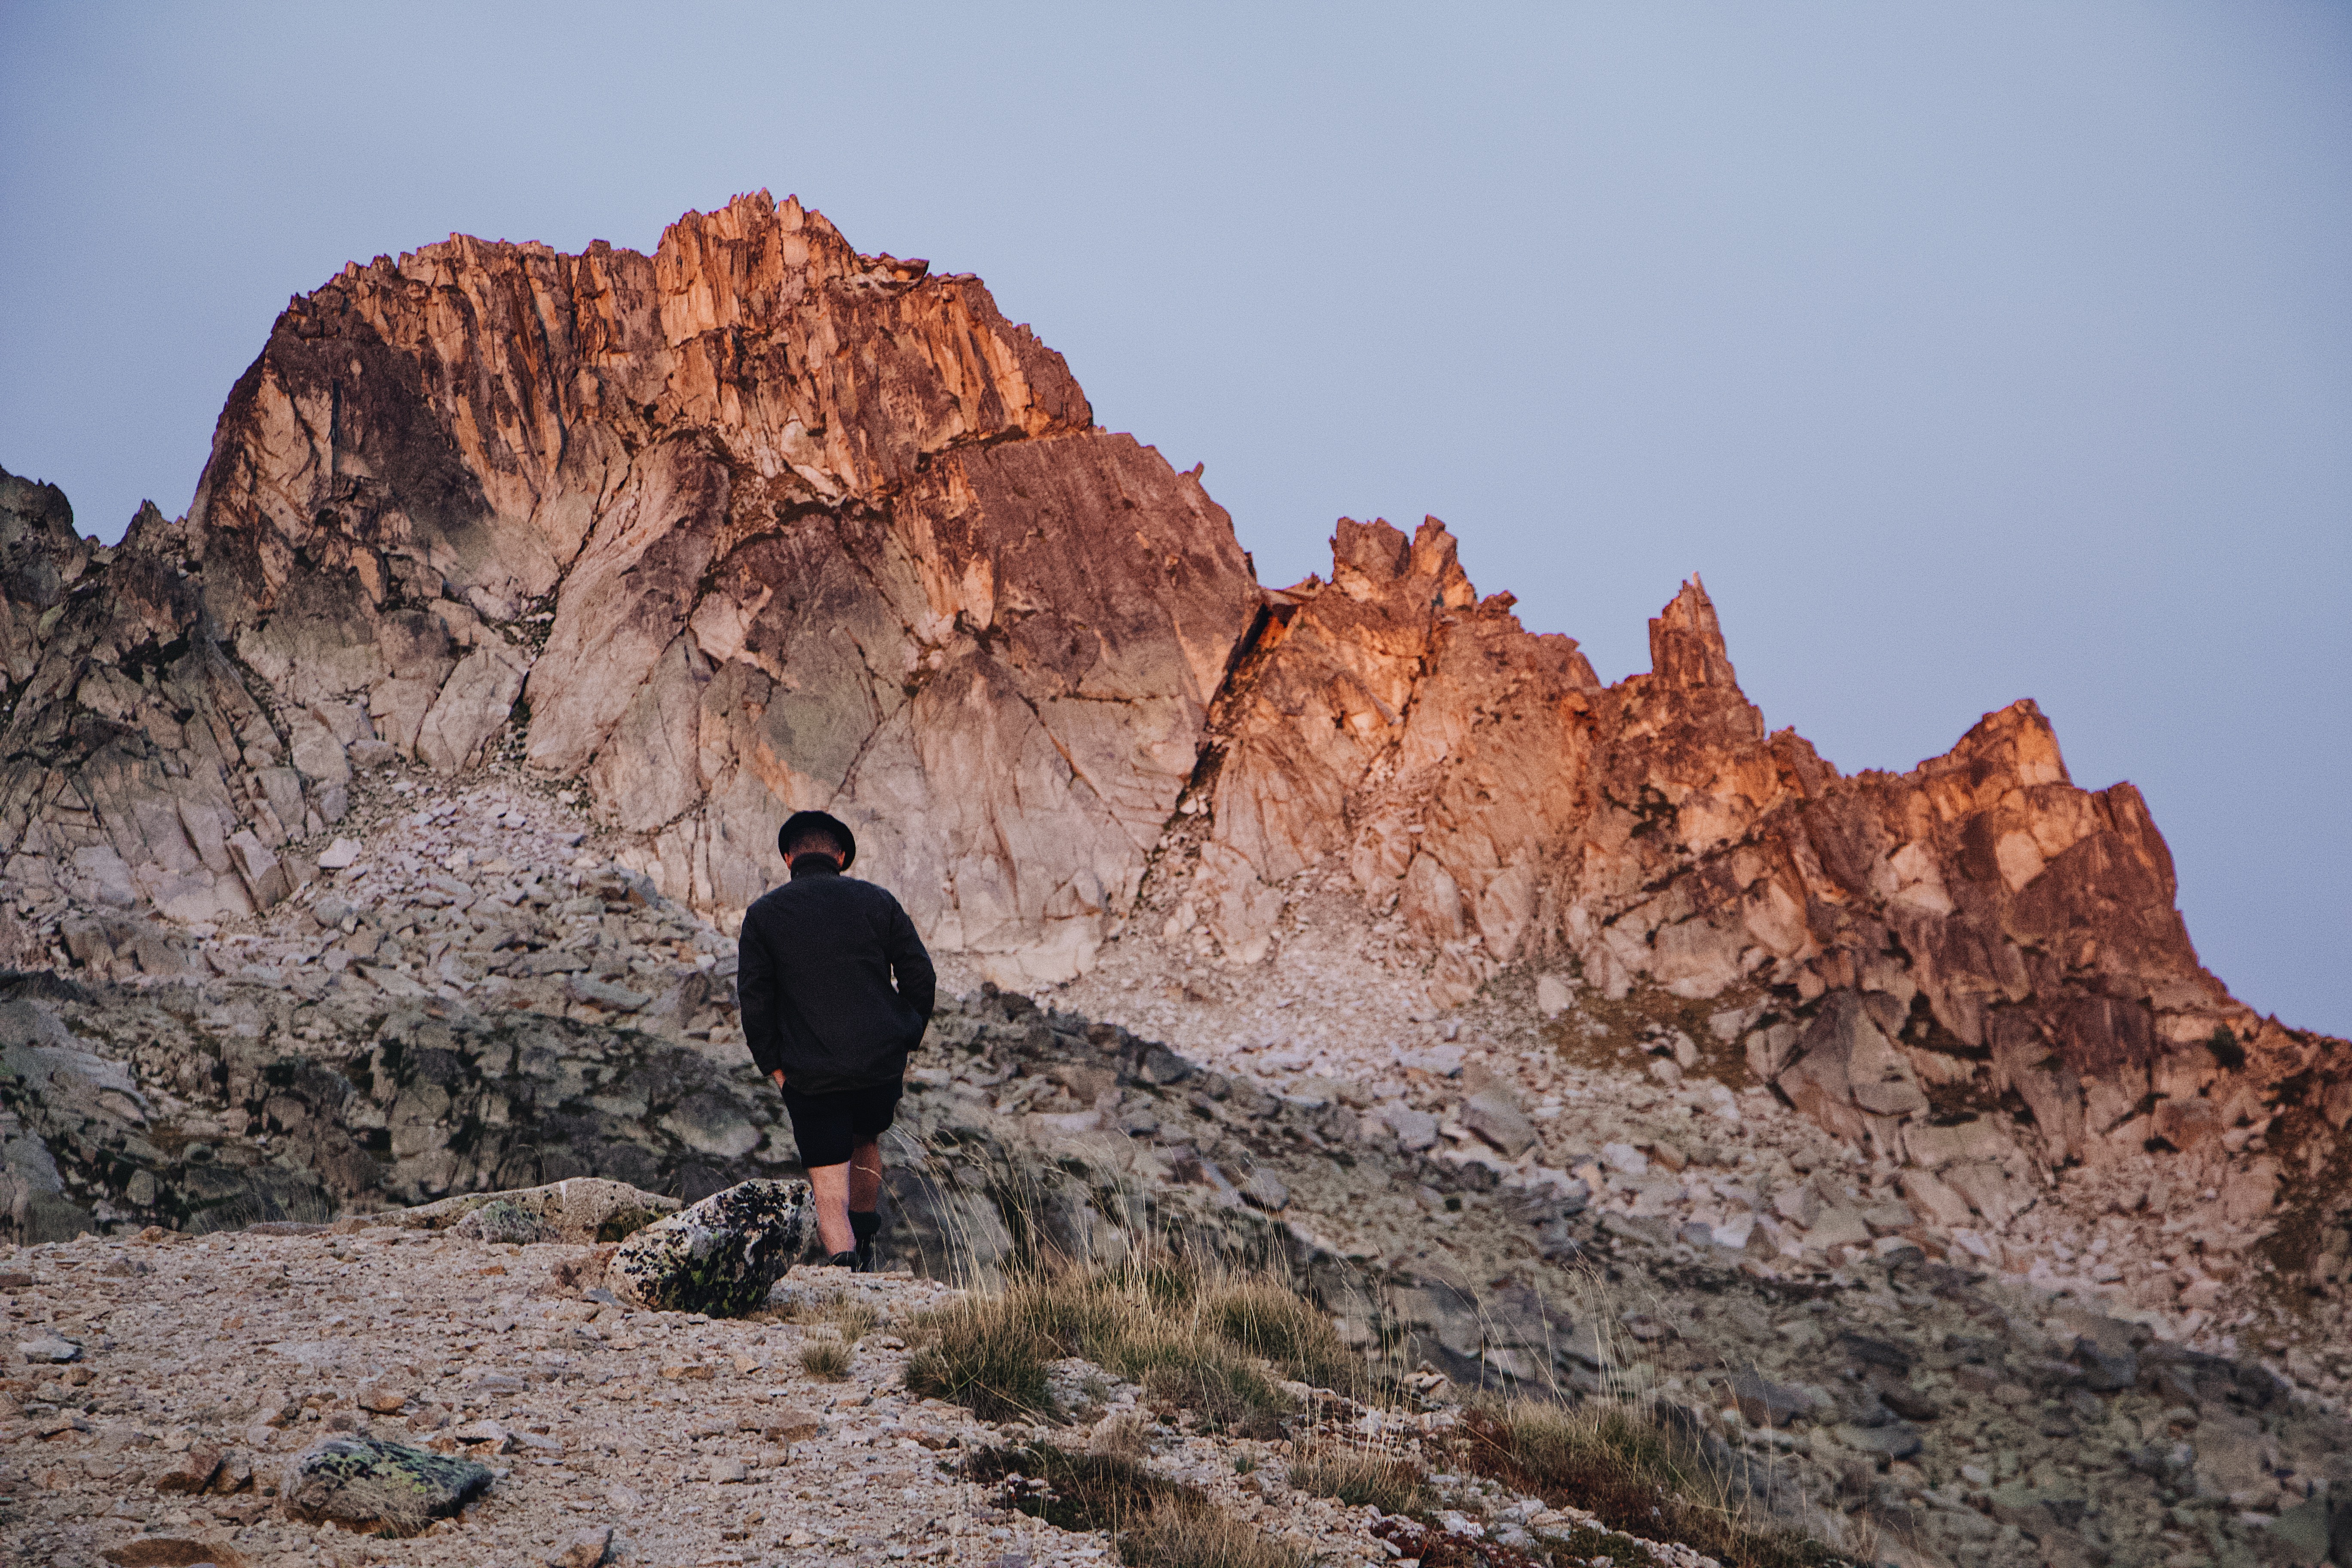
[610,1178,814,1316]
[280,1434,492,1535]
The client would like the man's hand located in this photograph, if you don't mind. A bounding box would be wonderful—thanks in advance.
[770,1069,787,1090]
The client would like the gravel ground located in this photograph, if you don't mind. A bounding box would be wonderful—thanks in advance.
[0,1228,1710,1568]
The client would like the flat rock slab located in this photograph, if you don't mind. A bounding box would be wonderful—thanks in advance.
[611,1178,813,1317]
[375,1177,680,1243]
[280,1434,492,1536]
[1840,1421,1924,1460]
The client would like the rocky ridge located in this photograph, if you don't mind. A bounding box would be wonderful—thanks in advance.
[2,191,2349,1566]
[4,762,2352,1565]
[1,194,2343,1267]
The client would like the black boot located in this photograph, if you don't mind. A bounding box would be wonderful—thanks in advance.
[850,1209,882,1273]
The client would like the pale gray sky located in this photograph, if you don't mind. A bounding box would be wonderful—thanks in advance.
[4,3,2346,1032]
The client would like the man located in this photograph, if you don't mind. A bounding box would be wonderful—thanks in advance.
[736,810,935,1270]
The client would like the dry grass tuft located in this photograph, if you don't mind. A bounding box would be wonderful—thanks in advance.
[1460,1399,1846,1568]
[905,1260,1354,1431]
[903,1295,1054,1420]
[819,1299,881,1341]
[1283,1435,1428,1514]
[1087,1414,1152,1463]
[798,1335,852,1381]
[965,1445,1303,1568]
[1118,1496,1306,1568]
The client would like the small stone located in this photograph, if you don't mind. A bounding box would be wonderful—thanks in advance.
[1807,1207,1873,1250]
[452,1419,514,1452]
[2071,1335,2138,1393]
[1385,1107,1439,1152]
[1534,974,1573,1017]
[549,1524,616,1568]
[1460,1088,1538,1158]
[763,1406,824,1442]
[1240,1170,1290,1212]
[359,1387,410,1414]
[1728,1369,1810,1428]
[711,1457,749,1483]
[152,1444,225,1494]
[1840,1421,1923,1460]
[20,1334,82,1364]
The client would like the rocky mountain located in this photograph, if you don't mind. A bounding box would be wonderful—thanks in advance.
[0,191,2345,1295]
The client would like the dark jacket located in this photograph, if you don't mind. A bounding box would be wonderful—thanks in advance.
[737,860,936,1093]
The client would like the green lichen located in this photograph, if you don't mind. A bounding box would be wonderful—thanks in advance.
[285,1436,492,1536]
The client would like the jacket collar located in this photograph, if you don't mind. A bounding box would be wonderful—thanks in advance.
[788,854,843,880]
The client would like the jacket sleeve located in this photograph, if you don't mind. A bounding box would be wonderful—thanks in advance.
[736,909,784,1078]
[885,895,937,1027]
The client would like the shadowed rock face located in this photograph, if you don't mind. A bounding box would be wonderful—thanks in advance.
[0,194,2342,1200]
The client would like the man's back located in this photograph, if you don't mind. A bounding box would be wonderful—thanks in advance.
[737,864,935,1094]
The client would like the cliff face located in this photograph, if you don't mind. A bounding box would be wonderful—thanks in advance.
[1178,516,2344,1185]
[1,194,2341,1207]
[3,193,1256,977]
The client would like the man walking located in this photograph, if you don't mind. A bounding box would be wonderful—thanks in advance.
[737,811,935,1270]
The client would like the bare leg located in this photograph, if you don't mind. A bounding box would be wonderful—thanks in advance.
[848,1139,883,1212]
[807,1162,854,1256]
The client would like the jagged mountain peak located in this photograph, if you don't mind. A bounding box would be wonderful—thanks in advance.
[0,199,2343,1294]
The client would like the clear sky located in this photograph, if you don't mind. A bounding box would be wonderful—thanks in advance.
[4,3,2346,1034]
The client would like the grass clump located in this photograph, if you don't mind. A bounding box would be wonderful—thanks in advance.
[906,1260,1358,1432]
[1120,1497,1305,1568]
[904,1298,1053,1420]
[768,1289,881,1341]
[1199,1279,1361,1396]
[1283,1436,1428,1514]
[966,1444,1303,1568]
[1460,1400,1847,1568]
[820,1299,881,1341]
[799,1335,852,1381]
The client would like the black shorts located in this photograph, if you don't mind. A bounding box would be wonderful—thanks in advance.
[776,1080,902,1169]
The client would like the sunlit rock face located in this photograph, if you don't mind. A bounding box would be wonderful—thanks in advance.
[1179,514,2331,1177]
[1,192,2339,1192]
[1,193,1257,983]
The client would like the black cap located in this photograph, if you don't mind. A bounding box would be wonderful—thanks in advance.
[778,810,857,870]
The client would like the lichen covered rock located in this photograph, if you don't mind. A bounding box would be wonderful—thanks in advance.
[280,1433,491,1535]
[392,1178,678,1244]
[609,1177,812,1316]
[450,1199,556,1245]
